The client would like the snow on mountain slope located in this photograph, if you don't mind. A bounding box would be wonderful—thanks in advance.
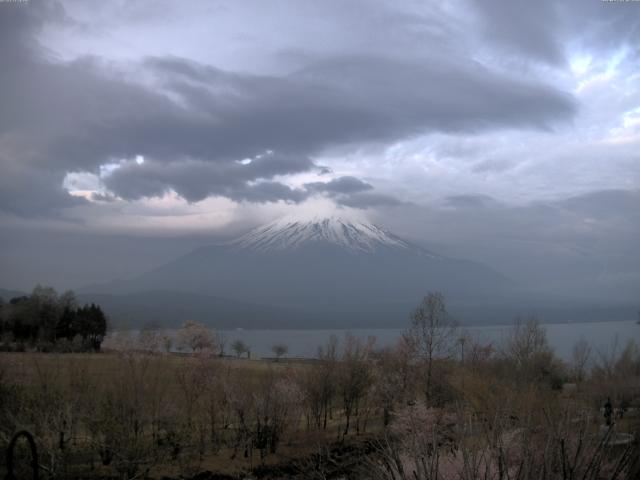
[230,215,429,254]
[81,214,513,327]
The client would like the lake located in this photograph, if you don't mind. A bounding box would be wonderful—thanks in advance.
[213,320,639,361]
[112,320,639,361]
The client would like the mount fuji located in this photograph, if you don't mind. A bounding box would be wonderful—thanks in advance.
[230,216,420,253]
[83,216,512,328]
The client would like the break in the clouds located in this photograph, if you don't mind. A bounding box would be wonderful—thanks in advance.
[0,0,639,298]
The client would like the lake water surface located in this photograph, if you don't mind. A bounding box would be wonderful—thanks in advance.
[213,320,639,361]
[113,321,639,360]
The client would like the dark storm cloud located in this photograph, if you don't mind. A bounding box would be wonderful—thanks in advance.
[103,155,313,203]
[472,0,564,65]
[232,182,307,204]
[105,161,397,207]
[301,176,405,209]
[289,55,576,133]
[0,157,84,217]
[473,0,640,65]
[89,192,117,203]
[144,54,576,154]
[0,1,579,215]
[0,0,68,58]
[304,176,373,195]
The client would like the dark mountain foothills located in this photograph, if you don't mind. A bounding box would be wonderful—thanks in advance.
[0,288,26,302]
[75,290,638,330]
[56,216,636,329]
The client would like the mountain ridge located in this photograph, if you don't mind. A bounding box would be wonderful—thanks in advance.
[79,215,513,327]
[7,217,636,329]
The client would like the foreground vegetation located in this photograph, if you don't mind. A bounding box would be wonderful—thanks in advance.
[0,293,639,479]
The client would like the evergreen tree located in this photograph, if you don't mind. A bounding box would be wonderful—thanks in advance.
[0,288,108,351]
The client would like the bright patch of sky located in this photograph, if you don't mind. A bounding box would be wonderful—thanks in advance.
[63,155,147,199]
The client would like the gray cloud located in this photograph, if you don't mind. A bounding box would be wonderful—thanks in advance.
[558,189,640,219]
[1,0,638,303]
[444,194,499,209]
[104,161,400,208]
[90,192,117,203]
[304,176,373,195]
[0,1,578,215]
[103,154,316,203]
[232,182,307,204]
[0,157,85,217]
[558,1,640,54]
[337,192,405,209]
[302,176,408,208]
[3,188,636,303]
[472,1,564,65]
[376,189,640,302]
[472,0,640,65]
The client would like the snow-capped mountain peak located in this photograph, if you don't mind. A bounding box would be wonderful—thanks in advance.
[230,215,418,253]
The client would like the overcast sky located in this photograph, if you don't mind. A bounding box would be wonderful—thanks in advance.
[0,0,639,301]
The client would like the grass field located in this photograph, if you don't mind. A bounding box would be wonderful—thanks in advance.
[1,333,639,479]
[0,350,381,479]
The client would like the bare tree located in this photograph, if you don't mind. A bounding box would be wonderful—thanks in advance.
[405,292,457,402]
[338,334,375,435]
[317,335,339,430]
[174,356,212,428]
[227,375,256,461]
[369,399,640,480]
[367,405,456,480]
[159,331,173,354]
[504,315,550,367]
[176,321,216,354]
[138,322,161,353]
[216,330,227,357]
[231,339,250,358]
[374,337,415,427]
[253,370,302,459]
[298,335,339,431]
[614,339,640,378]
[502,316,563,387]
[271,343,288,361]
[89,351,162,480]
[570,337,592,383]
